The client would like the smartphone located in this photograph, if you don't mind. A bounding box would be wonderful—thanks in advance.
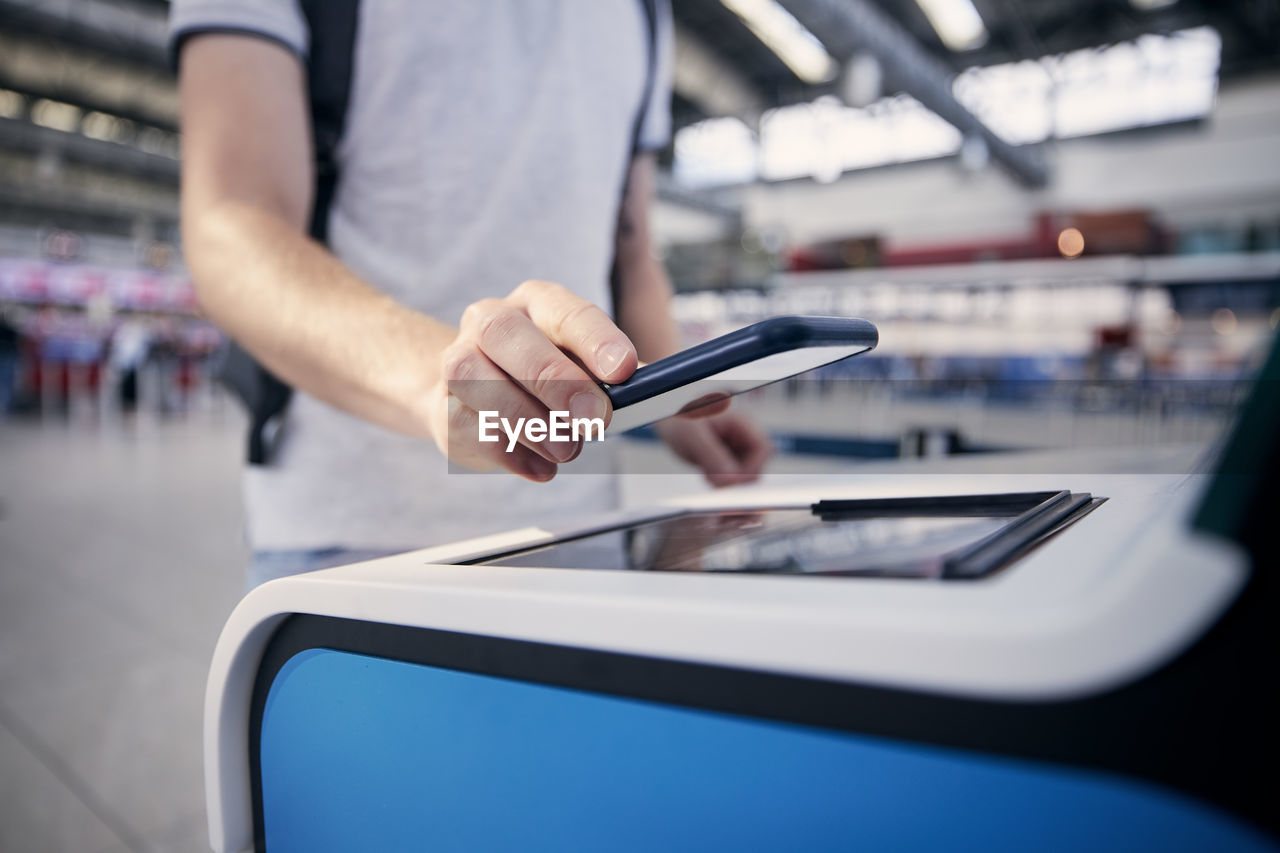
[603,316,878,434]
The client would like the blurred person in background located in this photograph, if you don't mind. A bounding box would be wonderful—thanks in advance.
[109,317,151,416]
[173,0,771,587]
[0,312,18,415]
[148,322,183,415]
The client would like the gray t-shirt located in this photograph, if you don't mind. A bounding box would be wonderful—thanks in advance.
[171,0,673,550]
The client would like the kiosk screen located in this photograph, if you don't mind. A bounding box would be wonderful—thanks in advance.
[471,491,1099,580]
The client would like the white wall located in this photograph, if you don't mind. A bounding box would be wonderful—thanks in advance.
[726,74,1280,249]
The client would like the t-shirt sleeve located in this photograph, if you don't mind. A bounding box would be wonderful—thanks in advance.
[168,0,309,70]
[636,0,674,152]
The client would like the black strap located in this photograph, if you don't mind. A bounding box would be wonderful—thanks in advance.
[300,0,360,244]
[229,0,360,464]
[630,0,661,159]
[609,0,661,318]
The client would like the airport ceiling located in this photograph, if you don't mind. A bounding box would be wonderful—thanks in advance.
[670,0,1280,127]
[0,0,1275,221]
[1,0,1277,136]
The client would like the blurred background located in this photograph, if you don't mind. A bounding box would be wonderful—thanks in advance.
[0,0,1278,851]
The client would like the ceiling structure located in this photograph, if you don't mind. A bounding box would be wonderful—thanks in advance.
[0,0,179,238]
[0,0,1276,237]
[672,0,1280,126]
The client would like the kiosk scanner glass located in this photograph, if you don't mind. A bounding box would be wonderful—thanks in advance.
[471,491,1101,580]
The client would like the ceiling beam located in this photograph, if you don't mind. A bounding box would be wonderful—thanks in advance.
[656,168,743,221]
[0,0,170,72]
[0,178,178,237]
[0,73,177,134]
[775,0,1050,187]
[991,0,1044,62]
[673,22,768,127]
[0,116,178,184]
[0,30,178,132]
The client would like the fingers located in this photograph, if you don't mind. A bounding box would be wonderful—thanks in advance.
[661,414,773,488]
[441,343,582,463]
[693,431,749,488]
[712,414,773,483]
[508,280,638,383]
[443,396,558,482]
[662,417,746,487]
[439,280,639,481]
[460,299,611,429]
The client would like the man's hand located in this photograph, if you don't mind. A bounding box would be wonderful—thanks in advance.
[428,280,638,482]
[655,411,773,487]
[180,36,641,483]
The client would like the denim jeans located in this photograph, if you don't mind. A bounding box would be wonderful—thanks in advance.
[246,547,402,591]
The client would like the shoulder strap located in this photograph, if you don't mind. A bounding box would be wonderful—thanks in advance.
[300,0,361,243]
[233,0,360,465]
[630,0,660,158]
[609,0,660,318]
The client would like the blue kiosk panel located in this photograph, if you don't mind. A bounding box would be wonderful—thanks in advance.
[259,648,1273,853]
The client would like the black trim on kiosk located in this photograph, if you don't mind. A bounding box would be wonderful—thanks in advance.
[248,591,1278,851]
[813,490,1099,579]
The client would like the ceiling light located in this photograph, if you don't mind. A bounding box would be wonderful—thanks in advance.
[30,99,81,133]
[1131,0,1178,10]
[914,0,989,51]
[0,90,24,120]
[719,0,837,84]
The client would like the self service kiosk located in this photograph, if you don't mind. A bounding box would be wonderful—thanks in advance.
[204,347,1280,853]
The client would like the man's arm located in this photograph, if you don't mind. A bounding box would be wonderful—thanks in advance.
[611,155,772,486]
[180,35,454,437]
[611,154,680,364]
[179,35,635,480]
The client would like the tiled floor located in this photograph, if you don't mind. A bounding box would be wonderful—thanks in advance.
[0,414,248,853]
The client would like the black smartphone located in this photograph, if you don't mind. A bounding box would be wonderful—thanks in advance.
[603,316,878,433]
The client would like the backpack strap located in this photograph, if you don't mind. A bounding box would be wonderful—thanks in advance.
[630,0,660,159]
[233,0,360,465]
[609,0,661,318]
[300,0,361,244]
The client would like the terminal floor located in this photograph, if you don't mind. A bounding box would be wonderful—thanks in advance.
[1,415,249,853]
